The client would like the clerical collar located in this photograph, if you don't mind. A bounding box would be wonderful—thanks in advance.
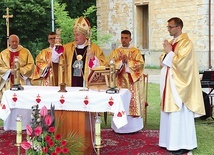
[173,33,182,44]
[77,40,87,49]
[9,48,18,53]
[172,38,178,45]
[121,44,132,49]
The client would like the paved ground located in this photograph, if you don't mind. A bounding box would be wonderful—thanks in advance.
[144,69,160,84]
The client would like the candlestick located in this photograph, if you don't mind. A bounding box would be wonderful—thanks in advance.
[109,59,116,88]
[95,113,101,146]
[58,59,67,92]
[14,57,20,85]
[94,113,102,155]
[16,115,22,144]
[10,57,24,91]
[106,59,119,94]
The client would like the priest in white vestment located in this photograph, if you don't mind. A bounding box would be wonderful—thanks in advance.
[159,17,205,154]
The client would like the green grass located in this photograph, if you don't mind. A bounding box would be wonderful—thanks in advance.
[101,83,214,154]
[145,65,161,69]
[146,83,214,154]
[1,83,214,154]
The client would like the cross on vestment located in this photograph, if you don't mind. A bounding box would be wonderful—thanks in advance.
[2,7,13,47]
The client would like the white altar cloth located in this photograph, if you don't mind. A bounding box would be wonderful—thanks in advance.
[0,86,131,130]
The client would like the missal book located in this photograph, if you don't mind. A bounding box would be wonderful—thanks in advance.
[87,66,110,90]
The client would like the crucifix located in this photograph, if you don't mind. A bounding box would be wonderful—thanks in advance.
[3,7,13,48]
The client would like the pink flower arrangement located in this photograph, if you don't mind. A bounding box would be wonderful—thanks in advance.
[21,104,69,155]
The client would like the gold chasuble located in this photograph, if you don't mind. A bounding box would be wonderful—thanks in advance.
[0,45,34,99]
[160,33,205,115]
[54,16,107,154]
[109,46,145,117]
[31,48,58,86]
[58,41,107,86]
[55,40,107,139]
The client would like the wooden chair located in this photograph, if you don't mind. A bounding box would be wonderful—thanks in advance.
[143,74,149,128]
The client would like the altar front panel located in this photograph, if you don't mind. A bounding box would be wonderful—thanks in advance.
[55,111,95,155]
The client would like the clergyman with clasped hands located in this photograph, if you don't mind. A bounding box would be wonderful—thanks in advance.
[159,17,205,155]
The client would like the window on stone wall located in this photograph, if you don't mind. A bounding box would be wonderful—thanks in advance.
[135,4,149,50]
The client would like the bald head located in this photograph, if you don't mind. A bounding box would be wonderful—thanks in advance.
[9,34,19,49]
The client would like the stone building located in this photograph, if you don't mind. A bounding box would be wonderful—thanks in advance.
[96,0,213,71]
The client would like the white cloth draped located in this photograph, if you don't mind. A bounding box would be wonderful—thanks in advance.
[0,86,131,130]
[111,91,143,133]
[111,116,143,133]
[4,109,32,131]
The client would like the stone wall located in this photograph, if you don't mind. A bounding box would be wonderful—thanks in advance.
[96,0,214,70]
[97,0,135,53]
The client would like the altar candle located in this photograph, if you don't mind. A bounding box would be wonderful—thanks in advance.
[95,117,101,146]
[16,115,22,144]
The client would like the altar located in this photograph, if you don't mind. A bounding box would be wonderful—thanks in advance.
[0,86,131,154]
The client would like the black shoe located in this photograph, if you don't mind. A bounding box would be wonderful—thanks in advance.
[169,149,190,155]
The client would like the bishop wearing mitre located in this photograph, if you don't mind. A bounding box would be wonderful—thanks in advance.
[52,16,107,87]
[52,17,107,137]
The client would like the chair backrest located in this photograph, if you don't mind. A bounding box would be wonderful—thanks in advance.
[143,74,148,103]
[143,73,149,128]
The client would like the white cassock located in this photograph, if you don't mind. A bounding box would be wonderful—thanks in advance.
[159,51,197,151]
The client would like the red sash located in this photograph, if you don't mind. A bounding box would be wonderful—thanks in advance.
[162,42,177,111]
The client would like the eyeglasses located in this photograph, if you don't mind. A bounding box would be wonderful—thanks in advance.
[167,26,178,29]
[48,37,55,40]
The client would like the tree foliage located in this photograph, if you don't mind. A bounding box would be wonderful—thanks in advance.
[0,0,100,59]
[58,0,96,27]
[54,3,98,45]
[0,0,53,58]
[54,2,75,44]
